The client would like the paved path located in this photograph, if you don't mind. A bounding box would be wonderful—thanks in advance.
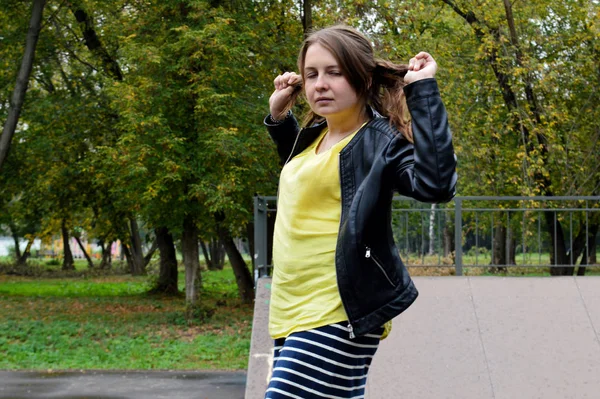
[0,370,246,399]
[247,276,600,399]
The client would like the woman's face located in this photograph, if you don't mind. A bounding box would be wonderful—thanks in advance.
[303,43,363,120]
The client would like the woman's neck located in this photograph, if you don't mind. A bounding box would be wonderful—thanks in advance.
[325,108,369,138]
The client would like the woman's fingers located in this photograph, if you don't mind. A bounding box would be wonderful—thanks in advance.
[408,58,425,72]
[405,52,438,84]
[414,51,432,60]
[287,73,302,87]
[274,72,302,91]
[408,52,435,71]
[270,72,303,118]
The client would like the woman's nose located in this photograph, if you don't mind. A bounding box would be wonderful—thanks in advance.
[315,75,327,90]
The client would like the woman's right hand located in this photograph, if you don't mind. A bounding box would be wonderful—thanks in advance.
[269,72,303,121]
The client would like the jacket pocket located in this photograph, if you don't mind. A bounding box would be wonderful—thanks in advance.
[364,245,397,288]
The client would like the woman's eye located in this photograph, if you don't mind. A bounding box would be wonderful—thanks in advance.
[329,71,342,76]
[306,73,317,79]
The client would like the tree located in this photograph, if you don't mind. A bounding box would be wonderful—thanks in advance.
[302,0,312,34]
[102,0,298,303]
[0,0,46,170]
[182,217,201,306]
[152,227,179,294]
[3,0,595,284]
[435,0,600,273]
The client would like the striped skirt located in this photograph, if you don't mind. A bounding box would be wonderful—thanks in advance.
[265,322,383,399]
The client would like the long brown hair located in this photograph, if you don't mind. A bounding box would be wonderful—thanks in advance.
[297,25,413,142]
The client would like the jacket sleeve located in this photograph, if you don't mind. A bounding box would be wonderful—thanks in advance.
[389,78,457,203]
[264,112,301,165]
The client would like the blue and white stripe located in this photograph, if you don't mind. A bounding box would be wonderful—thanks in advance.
[265,322,382,398]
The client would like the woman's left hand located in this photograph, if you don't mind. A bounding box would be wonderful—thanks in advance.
[405,52,438,84]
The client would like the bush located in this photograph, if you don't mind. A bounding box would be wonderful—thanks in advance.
[0,259,131,278]
[46,259,60,266]
[466,246,489,257]
[0,262,53,277]
[166,303,216,326]
[6,245,17,259]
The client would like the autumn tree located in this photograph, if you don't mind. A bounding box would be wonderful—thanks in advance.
[0,0,46,170]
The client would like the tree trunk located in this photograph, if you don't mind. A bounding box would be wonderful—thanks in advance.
[99,241,112,269]
[182,219,201,306]
[61,220,75,270]
[302,0,312,36]
[544,212,569,276]
[443,223,453,257]
[508,237,516,266]
[268,211,276,268]
[216,218,254,304]
[208,238,225,270]
[121,242,134,273]
[129,218,145,275]
[69,1,123,81]
[577,243,588,276]
[10,228,22,261]
[0,0,46,170]
[74,236,94,269]
[17,237,34,265]
[200,241,213,270]
[507,227,516,266]
[579,223,599,274]
[589,231,597,265]
[564,222,591,275]
[143,238,158,267]
[246,222,255,271]
[490,224,507,273]
[209,239,218,270]
[428,204,436,255]
[152,227,178,295]
[220,239,226,266]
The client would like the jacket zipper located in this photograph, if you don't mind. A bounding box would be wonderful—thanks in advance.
[365,246,395,287]
[338,152,356,340]
[276,128,304,200]
[284,129,303,166]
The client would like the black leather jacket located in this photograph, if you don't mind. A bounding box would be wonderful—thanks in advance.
[265,78,457,338]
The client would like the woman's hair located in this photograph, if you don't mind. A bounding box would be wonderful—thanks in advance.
[297,25,413,142]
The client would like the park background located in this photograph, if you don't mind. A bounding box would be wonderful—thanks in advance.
[1,0,599,371]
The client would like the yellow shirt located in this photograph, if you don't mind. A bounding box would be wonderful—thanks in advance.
[269,127,355,339]
[270,124,392,340]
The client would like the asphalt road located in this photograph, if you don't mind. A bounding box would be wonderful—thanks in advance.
[0,370,246,399]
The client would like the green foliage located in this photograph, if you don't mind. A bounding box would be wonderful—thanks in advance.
[0,316,250,370]
[101,0,290,236]
[0,279,148,297]
[1,0,599,282]
[0,266,252,370]
[202,266,240,298]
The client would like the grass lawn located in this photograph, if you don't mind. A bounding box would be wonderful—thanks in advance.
[0,263,253,371]
[1,252,597,371]
[402,251,600,276]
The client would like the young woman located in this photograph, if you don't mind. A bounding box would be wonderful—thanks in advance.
[263,25,457,398]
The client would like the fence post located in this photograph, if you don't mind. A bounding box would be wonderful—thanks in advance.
[454,198,463,276]
[253,196,268,285]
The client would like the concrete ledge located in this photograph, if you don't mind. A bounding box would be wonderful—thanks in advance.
[245,277,275,399]
[246,276,600,399]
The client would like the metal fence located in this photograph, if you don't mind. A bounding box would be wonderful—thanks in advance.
[253,196,600,278]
